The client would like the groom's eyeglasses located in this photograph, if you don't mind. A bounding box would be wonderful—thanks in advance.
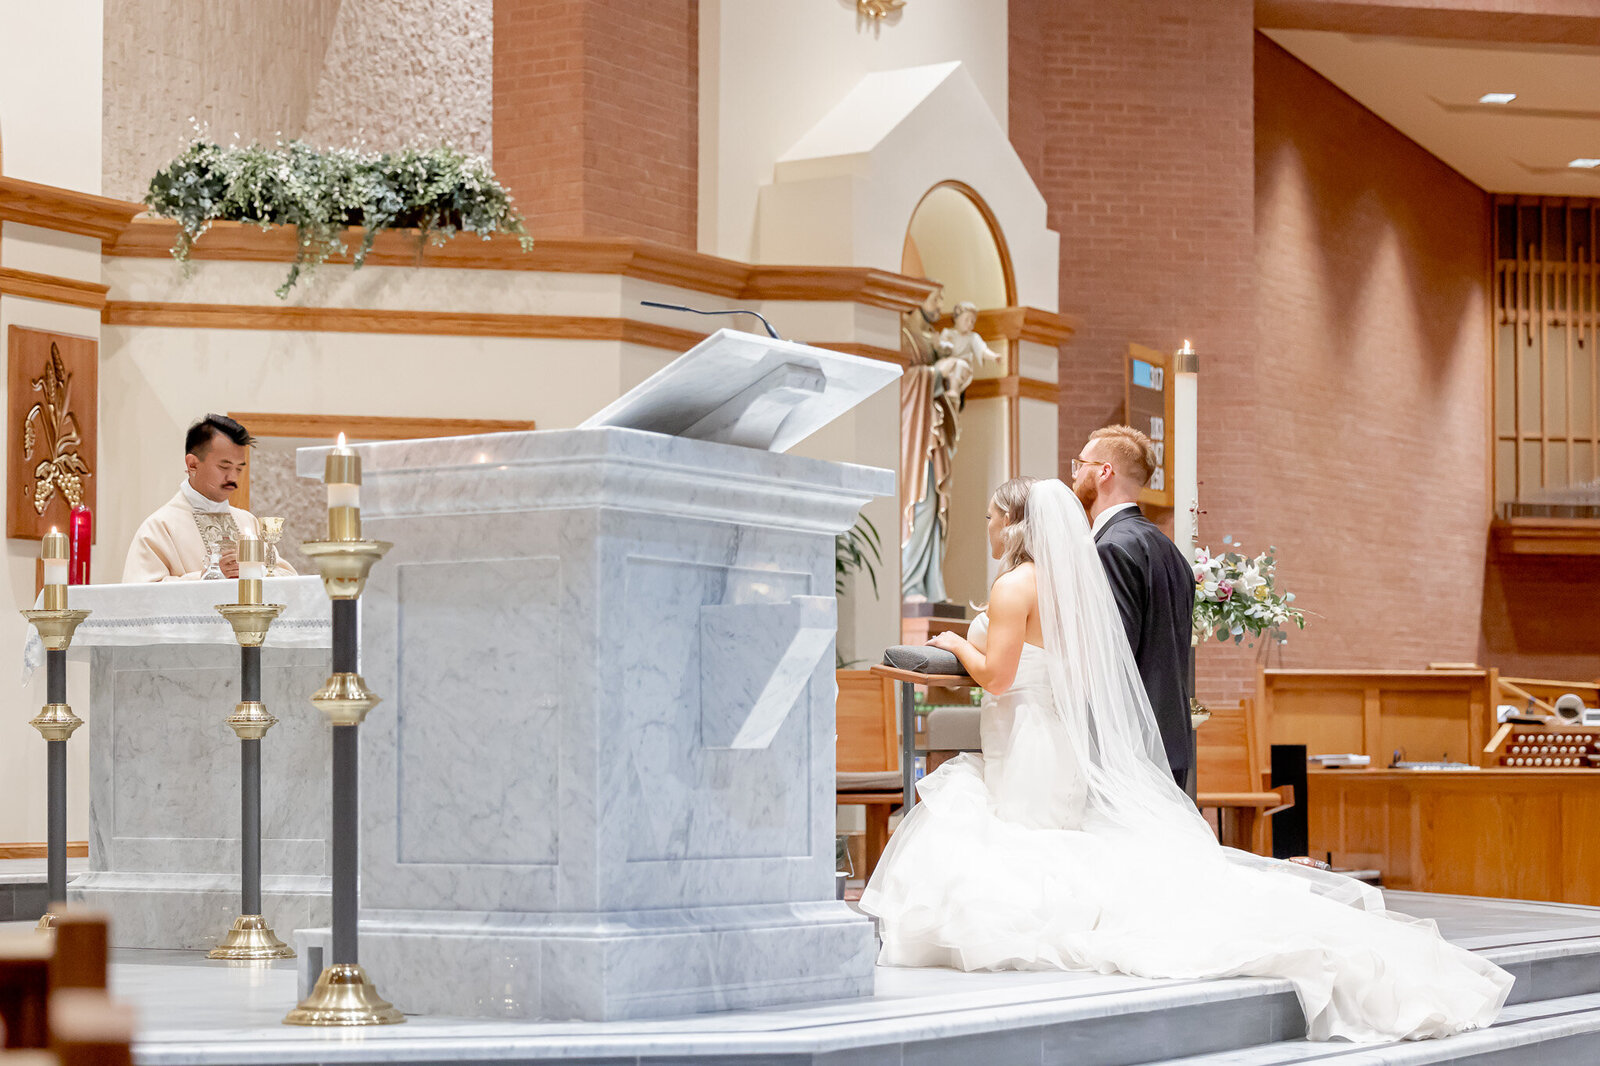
[1071,457,1111,477]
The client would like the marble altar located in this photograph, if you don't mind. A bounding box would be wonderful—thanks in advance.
[292,425,894,1021]
[53,577,332,949]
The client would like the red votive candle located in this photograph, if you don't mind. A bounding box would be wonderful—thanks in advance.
[68,504,91,585]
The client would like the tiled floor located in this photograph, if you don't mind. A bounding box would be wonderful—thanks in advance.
[11,891,1600,1066]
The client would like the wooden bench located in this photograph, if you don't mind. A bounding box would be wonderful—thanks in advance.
[835,670,902,880]
[0,912,129,1066]
[1196,699,1294,855]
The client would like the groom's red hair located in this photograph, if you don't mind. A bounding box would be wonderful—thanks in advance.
[1088,425,1158,487]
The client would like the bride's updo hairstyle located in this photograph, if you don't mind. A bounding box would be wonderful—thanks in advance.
[991,476,1038,575]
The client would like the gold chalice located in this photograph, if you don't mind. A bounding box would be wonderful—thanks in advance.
[260,517,286,577]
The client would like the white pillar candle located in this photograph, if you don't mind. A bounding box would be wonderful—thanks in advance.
[326,433,360,510]
[1173,340,1200,561]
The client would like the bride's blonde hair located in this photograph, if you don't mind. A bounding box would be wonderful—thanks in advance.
[991,476,1038,576]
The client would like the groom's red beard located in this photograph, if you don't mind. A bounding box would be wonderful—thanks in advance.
[1073,475,1097,512]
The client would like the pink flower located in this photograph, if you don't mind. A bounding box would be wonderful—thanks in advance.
[1216,581,1234,601]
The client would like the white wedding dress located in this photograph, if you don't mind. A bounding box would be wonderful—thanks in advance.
[859,481,1512,1044]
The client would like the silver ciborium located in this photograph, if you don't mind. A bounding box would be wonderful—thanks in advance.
[260,517,286,577]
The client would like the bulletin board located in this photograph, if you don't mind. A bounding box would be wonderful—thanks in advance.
[1124,343,1174,509]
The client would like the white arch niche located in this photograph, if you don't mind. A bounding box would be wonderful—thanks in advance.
[759,62,1062,616]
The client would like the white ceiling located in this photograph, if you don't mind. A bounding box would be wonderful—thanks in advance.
[1264,29,1600,196]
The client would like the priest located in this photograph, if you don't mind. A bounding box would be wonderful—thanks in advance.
[122,414,296,582]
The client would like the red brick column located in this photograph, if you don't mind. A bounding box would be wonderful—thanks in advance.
[1009,0,1262,700]
[493,0,697,247]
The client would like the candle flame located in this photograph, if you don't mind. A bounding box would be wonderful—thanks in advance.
[49,526,57,535]
[337,432,347,448]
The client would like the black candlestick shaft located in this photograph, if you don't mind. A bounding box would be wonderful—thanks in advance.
[333,600,358,674]
[240,644,264,915]
[47,742,65,905]
[46,647,66,905]
[242,646,261,702]
[242,738,261,914]
[332,725,358,963]
[331,596,360,963]
[47,647,65,701]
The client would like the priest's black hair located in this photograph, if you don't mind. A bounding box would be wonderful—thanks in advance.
[186,414,256,455]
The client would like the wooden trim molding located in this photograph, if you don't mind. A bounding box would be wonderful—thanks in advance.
[743,266,936,313]
[105,219,942,312]
[973,306,1078,348]
[0,841,88,860]
[104,302,706,347]
[0,177,142,243]
[0,267,109,310]
[1491,517,1600,556]
[229,413,537,441]
[966,376,1060,403]
[102,300,906,364]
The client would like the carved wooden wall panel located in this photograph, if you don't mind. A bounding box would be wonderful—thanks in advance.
[6,327,97,540]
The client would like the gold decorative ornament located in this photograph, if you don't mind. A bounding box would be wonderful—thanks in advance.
[857,0,906,19]
[23,343,90,515]
[207,914,294,961]
[29,703,83,742]
[302,540,391,600]
[284,963,403,1026]
[1190,698,1211,729]
[215,603,285,648]
[225,701,278,741]
[22,608,90,651]
[310,673,381,727]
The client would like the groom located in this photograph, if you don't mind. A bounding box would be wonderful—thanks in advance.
[1072,425,1196,792]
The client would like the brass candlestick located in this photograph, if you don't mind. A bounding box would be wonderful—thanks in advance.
[209,536,293,960]
[286,439,401,1026]
[22,529,90,931]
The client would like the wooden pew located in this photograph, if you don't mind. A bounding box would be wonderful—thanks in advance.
[834,670,902,880]
[0,913,125,1065]
[1196,699,1293,855]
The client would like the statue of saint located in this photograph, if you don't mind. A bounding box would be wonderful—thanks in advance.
[899,298,999,602]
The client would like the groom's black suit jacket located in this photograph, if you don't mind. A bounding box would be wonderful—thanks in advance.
[1094,506,1195,775]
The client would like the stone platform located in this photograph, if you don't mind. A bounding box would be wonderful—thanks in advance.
[53,892,1600,1065]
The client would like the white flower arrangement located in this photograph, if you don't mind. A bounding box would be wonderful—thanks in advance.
[1192,536,1305,646]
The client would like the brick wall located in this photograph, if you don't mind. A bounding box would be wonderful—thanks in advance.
[493,0,697,247]
[1008,0,1263,699]
[1254,36,1493,674]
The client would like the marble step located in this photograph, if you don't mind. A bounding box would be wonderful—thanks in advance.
[1148,989,1600,1065]
[0,857,85,922]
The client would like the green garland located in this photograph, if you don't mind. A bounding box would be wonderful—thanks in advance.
[144,139,533,297]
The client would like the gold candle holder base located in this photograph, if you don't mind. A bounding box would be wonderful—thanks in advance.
[310,673,381,726]
[22,608,91,652]
[226,701,278,740]
[284,963,403,1026]
[206,914,295,960]
[35,911,59,933]
[302,540,391,600]
[1189,698,1211,729]
[215,603,286,648]
[30,703,82,741]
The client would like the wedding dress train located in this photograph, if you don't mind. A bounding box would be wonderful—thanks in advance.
[859,483,1511,1043]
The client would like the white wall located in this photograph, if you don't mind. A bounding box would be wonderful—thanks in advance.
[0,0,106,842]
[0,291,103,844]
[0,0,102,191]
[699,0,1008,263]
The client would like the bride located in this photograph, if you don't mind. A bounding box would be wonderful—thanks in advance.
[859,477,1512,1043]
